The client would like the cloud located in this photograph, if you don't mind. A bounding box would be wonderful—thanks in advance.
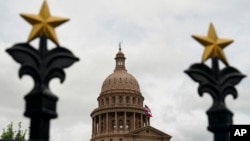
[0,0,250,141]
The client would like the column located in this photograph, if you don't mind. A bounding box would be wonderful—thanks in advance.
[92,117,94,135]
[98,114,101,134]
[124,112,127,132]
[140,114,143,128]
[115,112,117,132]
[106,113,109,133]
[93,117,96,135]
[133,113,136,130]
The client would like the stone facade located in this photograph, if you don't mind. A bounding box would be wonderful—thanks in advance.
[90,48,171,141]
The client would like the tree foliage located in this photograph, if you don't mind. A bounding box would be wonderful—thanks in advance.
[1,122,27,140]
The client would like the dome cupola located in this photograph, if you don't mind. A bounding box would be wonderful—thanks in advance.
[114,47,127,71]
[101,46,141,95]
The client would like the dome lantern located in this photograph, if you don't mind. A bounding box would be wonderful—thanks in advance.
[114,43,127,72]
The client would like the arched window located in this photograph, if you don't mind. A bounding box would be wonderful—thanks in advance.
[119,96,123,103]
[101,122,104,132]
[112,96,115,103]
[133,97,136,104]
[126,120,130,130]
[126,96,130,104]
[138,121,141,128]
[112,120,116,131]
[101,99,104,106]
[106,97,109,104]
[119,120,123,131]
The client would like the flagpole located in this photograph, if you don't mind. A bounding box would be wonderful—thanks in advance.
[144,104,151,126]
[148,117,150,126]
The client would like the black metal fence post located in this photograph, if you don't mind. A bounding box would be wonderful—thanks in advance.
[6,35,79,140]
[185,23,245,141]
[5,1,79,140]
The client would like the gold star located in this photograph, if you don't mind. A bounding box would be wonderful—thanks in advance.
[20,0,69,45]
[192,23,233,65]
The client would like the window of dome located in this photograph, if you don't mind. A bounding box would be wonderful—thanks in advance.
[126,120,130,130]
[133,97,136,104]
[118,61,123,66]
[112,120,116,131]
[101,99,104,106]
[126,96,130,104]
[119,96,123,103]
[119,120,123,131]
[106,97,109,104]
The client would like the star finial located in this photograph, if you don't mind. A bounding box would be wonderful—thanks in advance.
[192,23,233,65]
[20,0,69,45]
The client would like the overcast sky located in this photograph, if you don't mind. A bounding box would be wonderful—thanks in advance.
[0,0,250,141]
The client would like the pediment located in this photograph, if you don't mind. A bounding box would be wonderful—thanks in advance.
[127,126,171,138]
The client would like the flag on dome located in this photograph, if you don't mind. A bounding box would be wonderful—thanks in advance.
[145,105,152,118]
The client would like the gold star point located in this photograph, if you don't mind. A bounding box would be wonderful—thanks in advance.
[20,0,69,45]
[192,23,233,65]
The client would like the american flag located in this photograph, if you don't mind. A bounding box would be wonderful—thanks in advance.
[145,105,152,118]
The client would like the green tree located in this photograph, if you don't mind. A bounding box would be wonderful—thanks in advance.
[1,122,27,140]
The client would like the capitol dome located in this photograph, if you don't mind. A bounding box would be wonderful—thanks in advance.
[91,46,172,141]
[101,48,141,95]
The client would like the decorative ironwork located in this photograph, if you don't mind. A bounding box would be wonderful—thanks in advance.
[7,37,79,93]
[6,37,79,141]
[185,23,245,141]
[6,1,79,141]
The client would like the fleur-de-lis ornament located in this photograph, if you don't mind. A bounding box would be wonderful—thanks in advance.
[6,1,79,141]
[185,23,245,141]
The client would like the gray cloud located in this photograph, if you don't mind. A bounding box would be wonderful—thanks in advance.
[0,0,250,141]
